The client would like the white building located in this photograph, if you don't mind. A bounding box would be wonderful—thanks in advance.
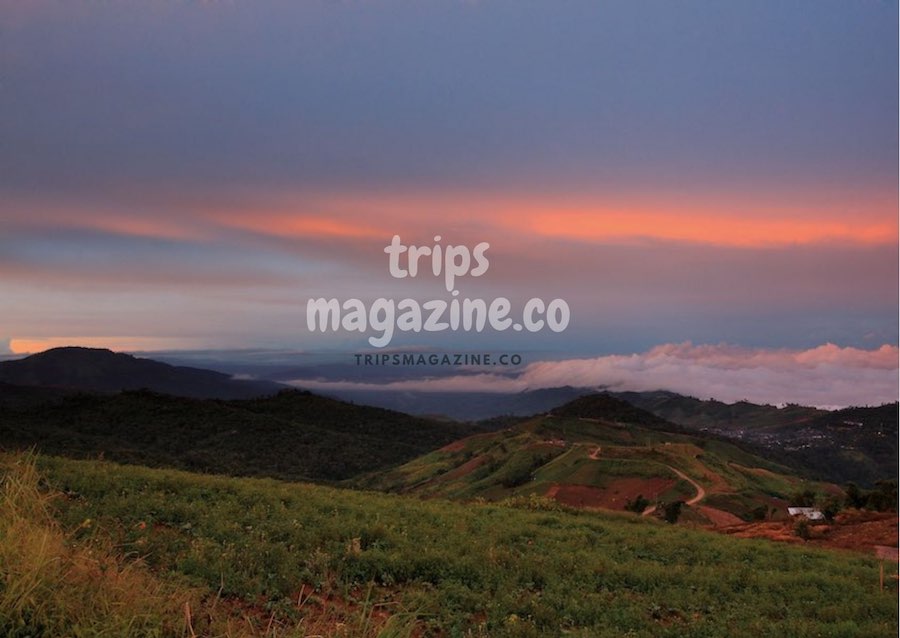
[787,507,825,521]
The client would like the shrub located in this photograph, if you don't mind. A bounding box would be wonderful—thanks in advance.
[624,494,650,514]
[750,505,768,521]
[867,480,898,512]
[662,501,683,524]
[843,480,898,512]
[845,483,866,509]
[820,496,841,522]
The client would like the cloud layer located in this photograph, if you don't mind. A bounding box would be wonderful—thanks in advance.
[292,342,899,409]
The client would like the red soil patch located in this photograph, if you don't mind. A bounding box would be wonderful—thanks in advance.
[723,522,807,545]
[439,439,468,453]
[822,511,899,552]
[443,455,489,481]
[696,506,745,527]
[729,463,778,479]
[874,545,899,562]
[549,485,609,508]
[718,510,898,556]
[548,478,675,510]
[438,430,499,453]
[694,465,730,495]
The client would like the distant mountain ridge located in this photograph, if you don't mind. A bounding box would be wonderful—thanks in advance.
[324,385,591,421]
[0,347,285,400]
[605,390,898,486]
[608,390,826,430]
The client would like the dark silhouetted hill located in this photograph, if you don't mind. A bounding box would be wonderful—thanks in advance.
[323,385,590,421]
[552,392,671,427]
[0,347,284,399]
[609,390,825,430]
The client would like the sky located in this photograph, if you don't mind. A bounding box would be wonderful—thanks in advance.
[0,1,897,405]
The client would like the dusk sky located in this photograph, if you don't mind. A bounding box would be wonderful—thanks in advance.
[1,1,897,405]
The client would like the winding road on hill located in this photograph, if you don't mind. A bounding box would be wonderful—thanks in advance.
[668,465,706,506]
[582,444,706,516]
[640,465,705,516]
[577,443,705,515]
[546,444,706,516]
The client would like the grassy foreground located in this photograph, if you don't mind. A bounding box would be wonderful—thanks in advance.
[1,453,896,637]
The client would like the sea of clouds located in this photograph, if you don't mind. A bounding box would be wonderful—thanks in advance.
[293,342,899,409]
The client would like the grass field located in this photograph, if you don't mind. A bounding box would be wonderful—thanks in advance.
[1,452,896,637]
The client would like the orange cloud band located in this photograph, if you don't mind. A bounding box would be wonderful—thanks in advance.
[3,189,896,248]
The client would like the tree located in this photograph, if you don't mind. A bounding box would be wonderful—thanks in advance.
[625,494,650,514]
[845,480,898,512]
[663,500,684,524]
[845,483,866,509]
[750,505,768,521]
[868,480,898,512]
[820,495,841,522]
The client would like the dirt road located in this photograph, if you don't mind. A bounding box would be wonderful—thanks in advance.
[667,465,706,506]
[640,465,704,516]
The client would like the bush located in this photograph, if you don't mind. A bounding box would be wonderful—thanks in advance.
[820,496,841,522]
[794,519,811,540]
[844,480,898,512]
[662,501,684,524]
[845,483,866,509]
[867,480,898,512]
[750,505,768,521]
[624,494,650,514]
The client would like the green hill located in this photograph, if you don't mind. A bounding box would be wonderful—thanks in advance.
[362,399,834,524]
[2,452,895,637]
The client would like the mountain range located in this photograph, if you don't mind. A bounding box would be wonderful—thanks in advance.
[0,347,895,488]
